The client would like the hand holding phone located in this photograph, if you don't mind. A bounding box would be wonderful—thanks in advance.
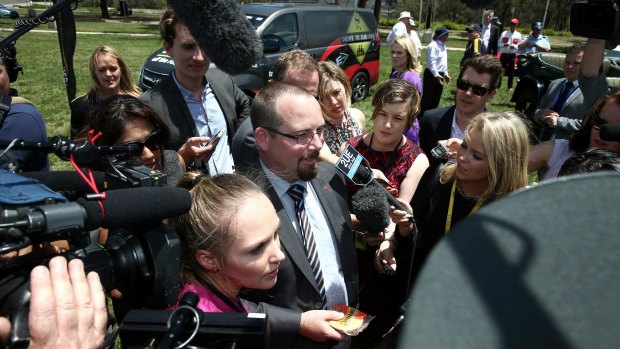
[430,144,449,159]
[202,129,224,147]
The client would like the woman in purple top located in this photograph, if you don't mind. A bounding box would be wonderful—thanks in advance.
[169,173,285,313]
[390,35,423,144]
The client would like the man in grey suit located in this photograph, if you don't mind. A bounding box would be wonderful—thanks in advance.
[535,44,586,141]
[140,7,250,174]
[245,82,359,349]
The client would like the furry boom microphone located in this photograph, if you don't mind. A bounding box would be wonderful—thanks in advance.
[167,0,263,75]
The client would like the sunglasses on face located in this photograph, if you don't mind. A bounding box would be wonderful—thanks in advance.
[456,79,491,96]
[122,129,163,153]
[592,114,608,129]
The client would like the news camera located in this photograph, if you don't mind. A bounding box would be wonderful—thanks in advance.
[570,0,620,49]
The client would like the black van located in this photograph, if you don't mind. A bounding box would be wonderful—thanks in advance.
[138,4,380,102]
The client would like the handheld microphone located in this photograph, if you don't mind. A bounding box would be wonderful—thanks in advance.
[352,186,391,235]
[336,144,414,223]
[167,0,263,75]
[600,124,620,142]
[20,171,106,200]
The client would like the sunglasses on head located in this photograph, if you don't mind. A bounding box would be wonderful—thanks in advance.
[122,129,162,153]
[592,114,608,129]
[457,79,491,96]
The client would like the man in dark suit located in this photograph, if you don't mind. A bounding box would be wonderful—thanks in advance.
[245,82,358,349]
[140,7,250,174]
[480,8,499,56]
[419,54,503,160]
[231,49,320,171]
[535,44,588,141]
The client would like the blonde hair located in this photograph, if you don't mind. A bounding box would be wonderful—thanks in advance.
[392,35,422,74]
[88,46,140,98]
[318,61,352,109]
[440,111,530,202]
[169,173,266,285]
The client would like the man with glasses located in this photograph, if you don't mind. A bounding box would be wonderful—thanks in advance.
[232,49,320,171]
[419,54,503,163]
[244,81,358,349]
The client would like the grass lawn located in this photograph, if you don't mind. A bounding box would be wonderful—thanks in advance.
[1,18,524,170]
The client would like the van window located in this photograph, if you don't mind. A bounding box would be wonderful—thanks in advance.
[304,11,343,47]
[262,13,299,48]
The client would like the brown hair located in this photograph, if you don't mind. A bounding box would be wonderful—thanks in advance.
[371,79,420,128]
[458,54,504,90]
[273,49,319,82]
[87,46,139,99]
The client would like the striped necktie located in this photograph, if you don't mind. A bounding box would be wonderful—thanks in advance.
[287,184,327,308]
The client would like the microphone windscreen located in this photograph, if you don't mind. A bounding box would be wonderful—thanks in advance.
[20,171,106,200]
[167,0,263,75]
[600,124,620,142]
[78,187,191,230]
[352,186,391,235]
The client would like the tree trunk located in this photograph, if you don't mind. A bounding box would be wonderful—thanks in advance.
[100,0,110,19]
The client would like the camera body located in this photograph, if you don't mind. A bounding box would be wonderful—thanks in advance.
[570,0,620,49]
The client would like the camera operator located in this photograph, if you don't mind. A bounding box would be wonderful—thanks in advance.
[0,256,107,349]
[83,95,190,186]
[0,41,49,172]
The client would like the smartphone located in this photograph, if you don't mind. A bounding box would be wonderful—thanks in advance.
[430,144,449,159]
[202,129,224,147]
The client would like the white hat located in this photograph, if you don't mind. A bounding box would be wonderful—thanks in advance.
[398,11,411,20]
[409,18,416,27]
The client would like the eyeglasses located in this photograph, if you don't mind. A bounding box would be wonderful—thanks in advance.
[263,125,327,145]
[123,129,163,152]
[456,79,491,96]
[592,114,608,130]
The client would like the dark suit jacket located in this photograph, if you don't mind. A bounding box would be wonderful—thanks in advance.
[245,162,359,349]
[481,23,499,55]
[419,105,456,157]
[231,117,259,172]
[140,67,250,152]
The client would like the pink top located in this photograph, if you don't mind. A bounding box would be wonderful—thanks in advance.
[170,283,248,313]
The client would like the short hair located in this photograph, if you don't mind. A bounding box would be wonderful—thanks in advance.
[565,43,585,55]
[273,49,319,82]
[251,81,314,130]
[170,173,267,286]
[392,35,422,74]
[88,46,139,99]
[88,94,171,148]
[160,7,179,48]
[371,79,420,128]
[318,61,352,108]
[440,111,530,202]
[484,8,494,16]
[571,89,620,153]
[458,54,504,90]
[559,148,620,176]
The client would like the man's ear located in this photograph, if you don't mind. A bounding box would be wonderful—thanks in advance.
[196,249,219,272]
[487,88,498,100]
[255,127,271,152]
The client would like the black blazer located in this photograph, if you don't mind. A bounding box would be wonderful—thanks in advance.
[245,162,359,349]
[480,23,500,55]
[140,66,250,152]
[419,105,456,157]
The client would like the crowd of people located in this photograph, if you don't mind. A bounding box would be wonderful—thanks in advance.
[1,5,619,349]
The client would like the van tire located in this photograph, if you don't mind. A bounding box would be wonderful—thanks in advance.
[351,71,370,103]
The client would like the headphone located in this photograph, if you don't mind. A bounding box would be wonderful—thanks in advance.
[0,40,23,83]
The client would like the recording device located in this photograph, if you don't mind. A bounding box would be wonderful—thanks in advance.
[352,186,391,236]
[202,129,225,147]
[600,123,620,142]
[570,0,620,49]
[166,0,263,75]
[0,171,192,348]
[0,38,23,83]
[336,144,414,223]
[430,144,449,159]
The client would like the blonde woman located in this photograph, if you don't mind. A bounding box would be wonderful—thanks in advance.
[390,35,423,144]
[70,46,140,137]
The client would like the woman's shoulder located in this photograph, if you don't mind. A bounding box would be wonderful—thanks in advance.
[347,108,366,129]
